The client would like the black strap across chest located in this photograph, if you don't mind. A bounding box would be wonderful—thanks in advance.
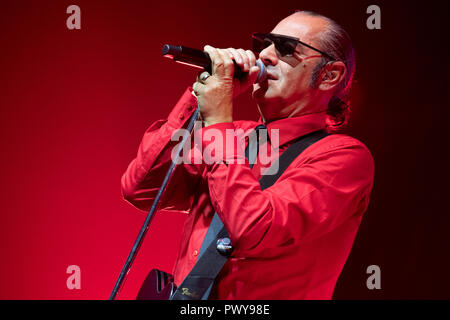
[170,128,329,300]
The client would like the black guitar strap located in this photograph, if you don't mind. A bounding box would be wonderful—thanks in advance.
[170,127,329,300]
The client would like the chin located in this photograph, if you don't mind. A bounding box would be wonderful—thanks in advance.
[253,91,280,107]
[252,83,279,104]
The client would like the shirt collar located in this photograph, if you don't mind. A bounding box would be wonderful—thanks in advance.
[261,112,328,149]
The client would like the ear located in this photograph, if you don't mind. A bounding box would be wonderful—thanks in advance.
[318,61,347,92]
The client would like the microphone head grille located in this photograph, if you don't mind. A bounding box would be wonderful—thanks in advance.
[255,60,267,83]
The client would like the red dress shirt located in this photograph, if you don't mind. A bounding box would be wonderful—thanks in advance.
[121,88,375,299]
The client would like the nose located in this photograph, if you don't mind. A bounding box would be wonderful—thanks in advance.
[258,43,278,66]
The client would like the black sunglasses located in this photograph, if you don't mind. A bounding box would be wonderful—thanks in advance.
[252,32,335,60]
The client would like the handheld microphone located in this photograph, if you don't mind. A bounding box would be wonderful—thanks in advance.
[162,44,267,83]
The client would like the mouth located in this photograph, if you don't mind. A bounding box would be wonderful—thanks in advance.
[266,73,278,81]
[267,72,278,80]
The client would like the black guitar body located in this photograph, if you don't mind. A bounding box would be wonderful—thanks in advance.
[136,269,176,300]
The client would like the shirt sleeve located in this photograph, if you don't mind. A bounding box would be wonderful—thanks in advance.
[121,87,201,213]
[196,123,375,258]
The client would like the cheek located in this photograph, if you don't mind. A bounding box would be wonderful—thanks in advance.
[278,72,298,95]
[283,65,312,91]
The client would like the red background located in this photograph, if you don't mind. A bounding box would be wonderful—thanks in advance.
[0,0,449,299]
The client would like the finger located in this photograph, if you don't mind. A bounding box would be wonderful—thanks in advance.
[197,71,211,84]
[204,45,224,76]
[245,50,257,68]
[215,48,235,79]
[248,65,259,83]
[192,81,206,97]
[226,48,248,72]
[236,49,250,71]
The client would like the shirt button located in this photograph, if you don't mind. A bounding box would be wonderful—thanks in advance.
[187,105,194,111]
[193,250,198,256]
[178,112,185,120]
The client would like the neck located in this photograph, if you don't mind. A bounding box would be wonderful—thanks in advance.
[258,96,329,123]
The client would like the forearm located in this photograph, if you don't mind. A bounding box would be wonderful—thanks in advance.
[121,87,199,211]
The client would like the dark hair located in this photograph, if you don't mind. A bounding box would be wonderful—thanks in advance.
[296,10,356,131]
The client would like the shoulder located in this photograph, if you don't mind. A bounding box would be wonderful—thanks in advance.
[300,133,375,174]
[308,133,372,157]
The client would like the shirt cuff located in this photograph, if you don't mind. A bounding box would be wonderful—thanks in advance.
[194,122,247,167]
[167,86,198,128]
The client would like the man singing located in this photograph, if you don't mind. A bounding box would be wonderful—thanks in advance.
[121,11,374,299]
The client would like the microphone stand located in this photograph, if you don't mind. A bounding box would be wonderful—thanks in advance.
[109,106,200,300]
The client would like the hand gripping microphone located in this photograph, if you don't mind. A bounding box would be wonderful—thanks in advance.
[162,44,267,83]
